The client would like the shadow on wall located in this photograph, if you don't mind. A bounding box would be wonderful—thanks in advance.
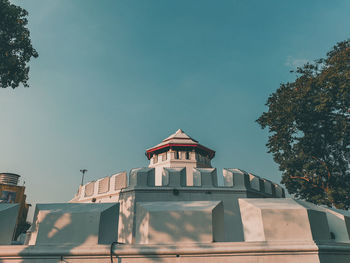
[116,189,227,262]
[116,190,167,262]
[0,216,100,263]
[135,201,224,245]
[0,203,119,263]
[0,167,291,263]
[3,201,182,262]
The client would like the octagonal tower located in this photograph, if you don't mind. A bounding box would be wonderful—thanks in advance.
[146,129,215,185]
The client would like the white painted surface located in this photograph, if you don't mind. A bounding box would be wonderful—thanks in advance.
[135,201,224,244]
[27,203,119,245]
[239,198,330,242]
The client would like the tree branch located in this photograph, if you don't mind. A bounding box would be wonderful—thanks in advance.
[311,156,331,191]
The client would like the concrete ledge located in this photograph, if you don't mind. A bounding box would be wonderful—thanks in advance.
[135,201,224,244]
[0,241,321,256]
[296,200,350,243]
[27,203,119,245]
[239,198,330,242]
[6,241,350,263]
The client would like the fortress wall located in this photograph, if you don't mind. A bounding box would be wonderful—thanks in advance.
[74,167,285,203]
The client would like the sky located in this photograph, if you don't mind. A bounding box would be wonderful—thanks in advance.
[1,0,350,219]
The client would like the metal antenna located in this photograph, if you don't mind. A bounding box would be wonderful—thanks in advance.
[80,169,88,186]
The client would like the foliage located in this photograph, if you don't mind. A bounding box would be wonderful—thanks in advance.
[0,0,38,88]
[257,40,350,209]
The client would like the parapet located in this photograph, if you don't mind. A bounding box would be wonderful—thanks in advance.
[72,167,285,203]
[128,167,285,198]
[222,168,285,197]
[71,172,127,202]
[239,198,331,242]
[27,203,119,245]
[135,201,224,244]
[238,198,350,243]
[295,200,350,242]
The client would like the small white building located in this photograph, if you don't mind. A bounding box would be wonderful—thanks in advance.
[147,129,215,186]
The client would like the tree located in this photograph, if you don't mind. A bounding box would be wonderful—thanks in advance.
[257,40,350,209]
[0,0,38,88]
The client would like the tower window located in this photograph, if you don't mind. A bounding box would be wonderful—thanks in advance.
[175,151,179,159]
[186,151,190,160]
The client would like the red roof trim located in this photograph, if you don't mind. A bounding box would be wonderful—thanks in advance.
[145,143,215,160]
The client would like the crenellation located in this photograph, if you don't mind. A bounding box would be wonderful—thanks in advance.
[93,178,100,196]
[263,179,273,195]
[72,172,128,202]
[248,173,264,192]
[193,168,217,187]
[97,176,109,194]
[113,172,127,190]
[129,167,155,187]
[162,167,186,187]
[73,166,285,203]
[84,181,95,197]
[274,184,284,197]
[231,168,250,189]
[222,168,234,187]
[222,168,251,189]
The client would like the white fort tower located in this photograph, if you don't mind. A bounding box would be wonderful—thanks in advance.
[147,129,215,186]
[2,129,350,262]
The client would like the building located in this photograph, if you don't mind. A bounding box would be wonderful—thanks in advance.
[147,129,215,185]
[71,129,284,204]
[0,173,30,240]
[1,130,350,262]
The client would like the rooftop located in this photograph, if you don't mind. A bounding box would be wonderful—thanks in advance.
[146,129,215,159]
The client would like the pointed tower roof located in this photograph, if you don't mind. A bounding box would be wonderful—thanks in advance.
[157,129,198,146]
[146,129,215,160]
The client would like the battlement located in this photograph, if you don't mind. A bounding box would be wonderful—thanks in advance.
[71,172,128,202]
[71,167,285,203]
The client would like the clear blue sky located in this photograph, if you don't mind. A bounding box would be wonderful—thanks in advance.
[1,1,350,214]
